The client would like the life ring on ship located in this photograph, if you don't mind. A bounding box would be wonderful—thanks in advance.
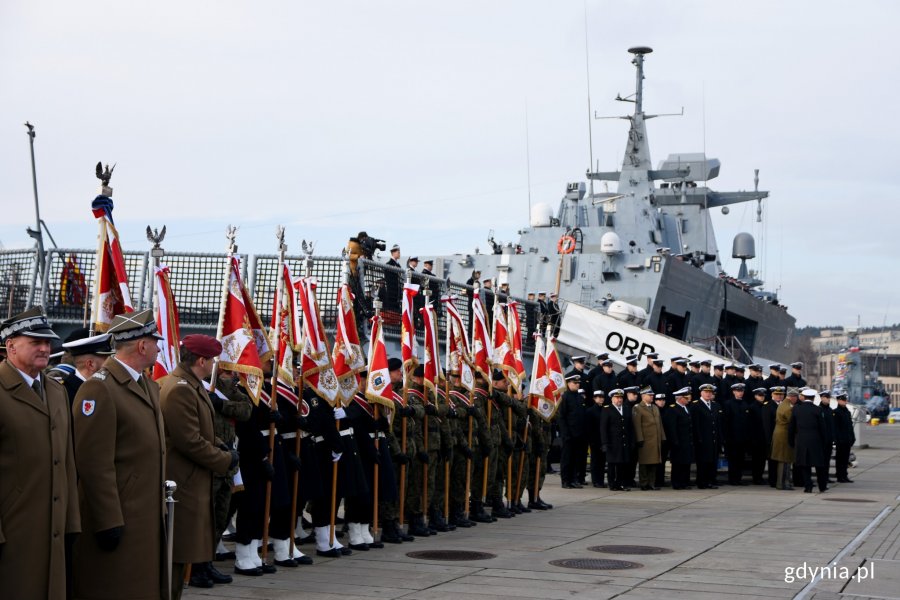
[557,235,576,254]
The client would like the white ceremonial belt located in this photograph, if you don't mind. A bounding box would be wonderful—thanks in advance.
[369,432,386,439]
[313,436,325,443]
[282,432,296,440]
[339,427,355,437]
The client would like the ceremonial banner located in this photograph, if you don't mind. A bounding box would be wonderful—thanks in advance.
[420,298,442,397]
[365,313,395,410]
[506,300,527,392]
[60,253,87,307]
[296,277,340,406]
[401,282,420,385]
[152,265,180,380]
[470,294,493,388]
[91,196,133,331]
[442,294,474,392]
[332,283,365,405]
[545,333,565,400]
[218,257,272,403]
[271,263,300,389]
[528,334,558,421]
[491,300,519,390]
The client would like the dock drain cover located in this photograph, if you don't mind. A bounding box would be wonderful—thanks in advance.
[589,545,672,555]
[549,558,642,570]
[406,550,496,561]
[823,498,877,503]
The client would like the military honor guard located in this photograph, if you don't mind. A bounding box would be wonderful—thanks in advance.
[72,310,168,600]
[0,307,80,600]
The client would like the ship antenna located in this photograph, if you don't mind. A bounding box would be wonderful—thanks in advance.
[583,1,595,199]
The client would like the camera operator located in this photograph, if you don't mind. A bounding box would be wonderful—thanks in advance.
[347,232,386,338]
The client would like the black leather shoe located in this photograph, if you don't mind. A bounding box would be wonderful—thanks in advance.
[189,572,214,588]
[527,501,547,510]
[539,500,554,509]
[400,531,415,541]
[838,478,854,483]
[640,485,652,491]
[295,555,313,565]
[261,563,277,574]
[274,558,298,567]
[370,540,385,548]
[234,566,263,576]
[515,502,532,513]
[804,487,813,493]
[296,534,315,544]
[206,563,233,584]
[349,543,370,551]
[215,551,236,561]
[491,504,514,519]
[339,547,352,556]
[316,548,341,558]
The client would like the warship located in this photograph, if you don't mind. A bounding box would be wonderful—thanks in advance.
[418,46,796,367]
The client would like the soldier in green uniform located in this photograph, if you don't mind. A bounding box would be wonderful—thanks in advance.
[469,372,495,523]
[488,371,515,518]
[509,391,532,513]
[429,383,453,532]
[404,366,430,536]
[380,358,415,543]
[447,372,476,528]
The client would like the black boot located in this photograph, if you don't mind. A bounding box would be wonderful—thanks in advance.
[381,520,403,544]
[450,505,475,528]
[491,499,513,519]
[429,508,450,532]
[408,515,431,537]
[469,501,493,523]
[204,562,233,584]
[189,563,215,588]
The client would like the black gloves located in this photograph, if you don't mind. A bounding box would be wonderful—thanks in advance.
[424,404,437,416]
[400,405,415,418]
[228,449,240,470]
[95,526,123,551]
[262,458,275,481]
[269,410,284,426]
[208,392,224,412]
[416,451,430,465]
[636,440,644,449]
[393,453,411,465]
[466,405,478,417]
[286,452,302,472]
[460,445,474,460]
[375,416,390,432]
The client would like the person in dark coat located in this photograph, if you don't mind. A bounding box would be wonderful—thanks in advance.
[789,389,827,493]
[557,374,587,488]
[646,359,667,396]
[54,330,114,404]
[653,393,670,487]
[745,364,765,392]
[818,391,836,489]
[747,387,769,484]
[587,357,616,399]
[600,389,633,491]
[585,390,607,487]
[761,387,786,487]
[783,362,807,389]
[616,356,640,389]
[833,393,856,482]
[665,358,690,403]
[663,389,695,489]
[691,383,723,489]
[723,383,750,485]
[637,352,659,386]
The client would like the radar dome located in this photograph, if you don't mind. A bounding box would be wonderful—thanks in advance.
[732,232,756,259]
[601,232,623,255]
[530,203,554,227]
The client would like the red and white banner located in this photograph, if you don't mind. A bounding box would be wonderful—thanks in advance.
[91,196,133,331]
[331,283,365,406]
[491,300,519,391]
[296,277,341,406]
[401,282,419,387]
[152,265,180,380]
[217,257,272,404]
[270,263,300,390]
[442,295,474,392]
[470,294,493,388]
[420,298,442,397]
[528,334,558,421]
[506,300,527,393]
[545,332,565,400]
[365,313,395,410]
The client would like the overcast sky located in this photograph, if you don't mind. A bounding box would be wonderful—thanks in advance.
[2,0,899,328]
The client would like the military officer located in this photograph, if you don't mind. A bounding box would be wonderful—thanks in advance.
[447,371,476,527]
[72,310,167,600]
[692,383,723,489]
[469,371,495,523]
[761,386,785,487]
[653,392,670,488]
[487,371,515,517]
[381,358,415,542]
[159,335,236,597]
[790,388,827,493]
[616,355,641,389]
[723,382,750,485]
[664,389,694,489]
[818,390,836,489]
[747,387,769,484]
[600,389,633,491]
[0,307,80,600]
[771,388,798,490]
[557,373,587,489]
[585,390,606,487]
[833,393,855,483]
[783,362,806,388]
[53,329,114,403]
[404,366,431,535]
[633,387,665,490]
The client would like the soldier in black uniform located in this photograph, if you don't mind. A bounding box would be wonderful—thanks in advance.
[719,364,737,404]
[653,392,670,488]
[665,358,690,403]
[687,361,702,394]
[557,374,587,489]
[818,390,835,489]
[783,362,806,389]
[616,355,640,389]
[547,292,561,335]
[664,388,694,489]
[711,363,725,397]
[565,355,588,380]
[833,392,855,482]
[692,383,723,489]
[646,358,667,396]
[383,245,402,311]
[621,386,641,487]
[745,364,765,392]
[789,388,827,493]
[637,352,659,386]
[747,387,769,484]
[763,364,782,394]
[761,387,785,487]
[600,389,633,491]
[54,331,114,403]
[723,383,750,485]
[590,359,617,399]
[386,245,402,268]
[585,390,606,487]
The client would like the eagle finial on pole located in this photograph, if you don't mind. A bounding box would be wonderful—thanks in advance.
[95,162,116,196]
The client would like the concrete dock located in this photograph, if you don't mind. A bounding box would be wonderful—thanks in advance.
[187,424,900,600]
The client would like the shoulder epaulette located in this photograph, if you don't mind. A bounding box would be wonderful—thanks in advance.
[691,400,698,403]
[176,379,189,385]
[668,403,675,407]
[91,370,108,381]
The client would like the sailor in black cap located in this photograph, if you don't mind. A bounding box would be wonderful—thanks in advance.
[53,329,114,404]
[599,389,633,491]
[645,357,667,396]
[0,307,80,600]
[589,358,617,399]
[616,355,640,389]
[833,392,855,483]
[665,358,690,403]
[638,352,658,386]
[585,390,607,487]
[747,387,769,485]
[745,364,764,392]
[763,364,782,392]
[387,244,402,268]
[557,373,587,489]
[784,362,806,389]
[664,387,694,489]
[723,383,750,485]
[692,383,723,489]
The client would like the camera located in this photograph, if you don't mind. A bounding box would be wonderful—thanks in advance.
[357,231,386,259]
